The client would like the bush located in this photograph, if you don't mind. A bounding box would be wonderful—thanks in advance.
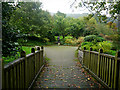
[84,35,105,43]
[98,41,112,53]
[81,42,94,50]
[43,38,50,42]
[64,38,77,45]
[76,37,84,45]
[65,38,73,44]
[64,35,74,40]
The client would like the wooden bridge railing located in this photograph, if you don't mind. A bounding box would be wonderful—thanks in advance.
[78,47,120,89]
[2,46,45,89]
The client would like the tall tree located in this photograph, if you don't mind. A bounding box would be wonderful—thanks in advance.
[2,2,18,57]
[10,2,54,42]
[53,11,68,39]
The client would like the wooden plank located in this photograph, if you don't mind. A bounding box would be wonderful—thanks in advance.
[29,56,33,83]
[2,60,5,89]
[27,57,30,86]
[103,56,105,82]
[22,61,25,88]
[37,47,40,69]
[106,58,109,84]
[25,56,28,88]
[104,57,106,83]
[6,71,9,88]
[89,52,91,70]
[20,62,22,88]
[14,65,17,88]
[100,56,103,79]
[95,54,97,74]
[10,67,14,88]
[102,56,104,81]
[91,53,93,72]
[8,69,11,88]
[31,55,34,81]
[108,58,112,87]
[114,51,120,88]
[39,51,40,69]
[40,51,42,67]
[111,59,115,88]
[17,64,20,88]
[93,54,95,73]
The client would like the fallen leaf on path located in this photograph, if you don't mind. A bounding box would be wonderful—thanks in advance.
[74,75,76,77]
[44,79,48,81]
[87,78,90,81]
[63,80,67,82]
[52,81,55,83]
[77,86,80,88]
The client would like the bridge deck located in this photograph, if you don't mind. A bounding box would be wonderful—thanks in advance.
[33,46,104,88]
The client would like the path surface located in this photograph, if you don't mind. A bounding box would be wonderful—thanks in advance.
[33,46,103,88]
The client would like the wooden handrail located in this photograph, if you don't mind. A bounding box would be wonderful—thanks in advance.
[80,47,120,89]
[2,46,45,89]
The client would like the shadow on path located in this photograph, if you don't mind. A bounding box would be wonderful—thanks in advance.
[33,46,103,88]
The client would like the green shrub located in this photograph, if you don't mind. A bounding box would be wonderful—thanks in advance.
[106,50,116,56]
[64,35,74,40]
[43,38,50,42]
[98,41,112,53]
[84,35,105,43]
[81,42,93,50]
[76,37,84,45]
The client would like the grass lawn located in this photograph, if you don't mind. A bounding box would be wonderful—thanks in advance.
[3,46,33,64]
[22,46,33,55]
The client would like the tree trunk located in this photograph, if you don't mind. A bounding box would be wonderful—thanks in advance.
[63,35,65,40]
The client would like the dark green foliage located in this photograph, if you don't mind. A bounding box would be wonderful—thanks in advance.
[2,2,20,57]
[112,34,120,50]
[84,35,105,42]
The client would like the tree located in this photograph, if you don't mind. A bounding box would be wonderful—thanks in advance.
[66,17,85,38]
[53,11,68,39]
[10,2,54,42]
[72,0,120,49]
[2,2,19,57]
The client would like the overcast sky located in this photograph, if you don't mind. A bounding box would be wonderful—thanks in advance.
[40,0,90,14]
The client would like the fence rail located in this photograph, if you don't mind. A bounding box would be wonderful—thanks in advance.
[2,46,45,89]
[78,47,120,89]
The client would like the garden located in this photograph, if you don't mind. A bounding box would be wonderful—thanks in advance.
[2,2,120,64]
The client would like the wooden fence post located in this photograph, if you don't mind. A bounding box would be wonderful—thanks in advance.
[20,51,26,88]
[2,59,4,89]
[41,46,44,65]
[88,47,92,69]
[37,47,40,70]
[97,49,103,77]
[31,48,36,76]
[114,50,120,89]
[83,47,86,65]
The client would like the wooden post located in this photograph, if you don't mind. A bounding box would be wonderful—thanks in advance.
[20,51,26,58]
[83,47,86,65]
[114,50,120,89]
[41,46,43,50]
[37,47,40,70]
[2,59,4,89]
[89,47,92,69]
[37,47,40,51]
[31,48,35,53]
[41,46,44,65]
[20,51,26,88]
[97,49,103,77]
[31,48,36,76]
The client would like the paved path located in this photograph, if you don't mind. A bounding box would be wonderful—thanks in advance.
[33,46,103,88]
